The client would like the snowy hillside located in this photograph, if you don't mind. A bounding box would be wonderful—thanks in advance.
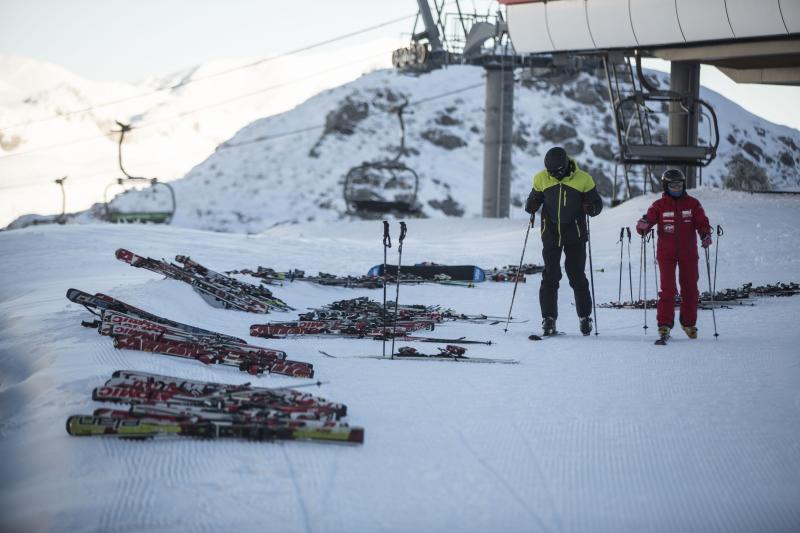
[1,189,799,532]
[95,64,800,234]
[0,43,397,226]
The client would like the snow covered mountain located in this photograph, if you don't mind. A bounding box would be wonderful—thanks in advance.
[0,44,398,227]
[102,64,800,234]
[5,58,799,232]
[1,189,799,531]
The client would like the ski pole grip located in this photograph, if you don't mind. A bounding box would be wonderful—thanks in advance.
[626,227,631,241]
[716,224,723,236]
[619,227,625,241]
[382,220,391,247]
[399,221,407,243]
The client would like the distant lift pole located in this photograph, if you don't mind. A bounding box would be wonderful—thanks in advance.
[482,61,514,217]
[396,1,520,217]
[669,61,701,189]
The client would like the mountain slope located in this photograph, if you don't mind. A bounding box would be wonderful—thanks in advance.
[106,64,800,234]
[0,44,397,226]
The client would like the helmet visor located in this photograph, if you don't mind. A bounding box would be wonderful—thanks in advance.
[667,181,684,192]
[550,164,569,179]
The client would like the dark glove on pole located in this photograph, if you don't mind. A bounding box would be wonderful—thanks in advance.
[524,189,540,215]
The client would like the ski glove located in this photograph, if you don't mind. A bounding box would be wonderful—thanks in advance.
[635,218,651,236]
[582,200,595,215]
[701,233,712,248]
[524,189,541,215]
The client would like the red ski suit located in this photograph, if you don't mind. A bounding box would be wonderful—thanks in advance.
[641,193,711,328]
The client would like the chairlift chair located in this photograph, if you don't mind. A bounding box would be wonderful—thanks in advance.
[103,121,176,224]
[343,97,422,216]
[615,91,720,167]
[343,160,421,215]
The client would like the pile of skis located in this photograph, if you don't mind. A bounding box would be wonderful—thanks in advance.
[116,248,292,313]
[225,267,384,288]
[227,266,477,289]
[67,288,314,377]
[66,370,363,444]
[321,344,517,364]
[250,297,496,344]
[598,281,799,310]
[484,263,544,282]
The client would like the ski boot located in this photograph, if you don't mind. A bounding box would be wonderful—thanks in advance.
[579,316,593,336]
[655,325,671,345]
[681,325,698,339]
[542,317,557,337]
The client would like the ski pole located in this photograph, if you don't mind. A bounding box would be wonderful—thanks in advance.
[642,233,648,334]
[704,246,719,339]
[638,234,643,303]
[504,215,533,333]
[626,227,633,303]
[381,220,392,358]
[390,221,407,358]
[652,229,659,294]
[586,215,598,335]
[617,227,625,305]
[713,225,723,297]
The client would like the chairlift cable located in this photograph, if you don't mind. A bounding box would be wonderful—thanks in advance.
[0,13,416,131]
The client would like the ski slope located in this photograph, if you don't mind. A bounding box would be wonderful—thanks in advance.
[1,188,799,532]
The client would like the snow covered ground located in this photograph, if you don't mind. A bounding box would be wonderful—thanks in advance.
[1,188,799,532]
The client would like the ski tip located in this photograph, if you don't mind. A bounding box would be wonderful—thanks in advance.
[65,415,85,436]
[115,248,134,262]
[349,427,365,444]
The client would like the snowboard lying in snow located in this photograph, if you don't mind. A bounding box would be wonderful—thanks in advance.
[368,263,486,282]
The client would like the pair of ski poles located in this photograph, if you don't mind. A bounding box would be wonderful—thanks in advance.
[637,229,658,333]
[504,214,598,335]
[704,225,723,339]
[617,227,633,305]
[382,220,407,359]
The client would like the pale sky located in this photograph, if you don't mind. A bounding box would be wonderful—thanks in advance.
[0,0,798,130]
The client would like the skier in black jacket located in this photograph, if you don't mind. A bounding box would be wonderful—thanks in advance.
[525,147,604,336]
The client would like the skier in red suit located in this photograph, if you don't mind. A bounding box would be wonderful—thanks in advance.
[636,169,712,340]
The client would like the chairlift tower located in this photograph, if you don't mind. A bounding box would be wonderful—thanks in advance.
[393,1,525,218]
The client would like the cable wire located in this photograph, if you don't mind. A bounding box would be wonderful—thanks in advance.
[0,13,415,131]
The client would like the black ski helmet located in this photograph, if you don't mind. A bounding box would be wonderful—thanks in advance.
[661,168,686,194]
[544,147,570,180]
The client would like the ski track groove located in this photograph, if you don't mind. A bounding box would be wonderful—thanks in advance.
[282,444,314,533]
[453,426,555,533]
[93,340,131,370]
[97,439,219,531]
[513,422,565,533]
[318,445,342,513]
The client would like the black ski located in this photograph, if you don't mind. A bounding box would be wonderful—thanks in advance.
[528,332,566,341]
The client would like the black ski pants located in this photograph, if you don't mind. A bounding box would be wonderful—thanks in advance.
[539,239,592,320]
